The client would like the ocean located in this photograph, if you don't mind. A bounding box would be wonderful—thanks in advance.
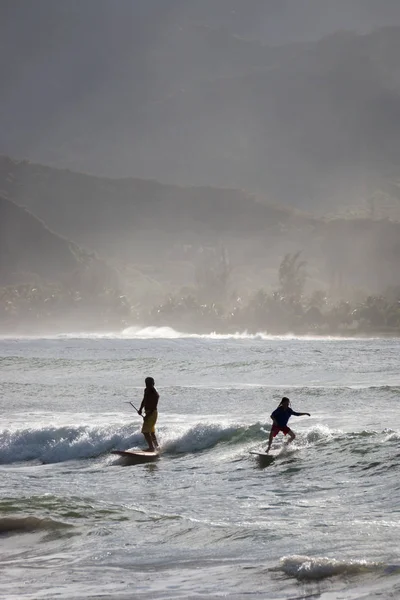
[0,328,399,599]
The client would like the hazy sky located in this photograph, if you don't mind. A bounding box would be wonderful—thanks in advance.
[3,0,400,48]
[2,0,400,201]
[157,0,400,43]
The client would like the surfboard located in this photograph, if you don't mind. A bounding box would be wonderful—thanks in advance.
[111,449,159,463]
[250,450,276,463]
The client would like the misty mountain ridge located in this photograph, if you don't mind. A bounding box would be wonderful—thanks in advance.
[0,195,78,284]
[2,16,400,213]
[2,155,400,303]
[0,154,314,268]
[0,193,118,289]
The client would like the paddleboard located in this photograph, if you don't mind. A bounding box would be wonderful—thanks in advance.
[111,449,159,463]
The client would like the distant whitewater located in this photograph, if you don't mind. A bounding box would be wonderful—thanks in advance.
[0,325,368,341]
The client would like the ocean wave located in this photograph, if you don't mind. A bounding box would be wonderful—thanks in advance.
[304,424,337,443]
[278,554,380,581]
[0,516,70,536]
[0,421,395,464]
[345,385,400,394]
[0,421,268,463]
[161,422,265,454]
[0,423,143,464]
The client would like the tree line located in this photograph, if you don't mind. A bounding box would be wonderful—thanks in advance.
[1,251,400,335]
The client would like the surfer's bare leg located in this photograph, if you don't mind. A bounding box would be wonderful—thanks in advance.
[266,428,274,453]
[151,433,159,450]
[143,433,155,451]
[286,429,296,444]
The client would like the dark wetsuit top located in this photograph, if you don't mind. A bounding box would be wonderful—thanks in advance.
[271,407,301,428]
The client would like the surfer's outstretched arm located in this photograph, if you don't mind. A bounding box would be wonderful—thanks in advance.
[291,411,311,417]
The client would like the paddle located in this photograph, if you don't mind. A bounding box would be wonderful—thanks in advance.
[125,401,144,418]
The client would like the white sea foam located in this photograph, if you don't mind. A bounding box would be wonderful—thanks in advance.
[304,423,339,443]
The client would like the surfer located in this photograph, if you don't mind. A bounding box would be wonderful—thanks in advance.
[138,377,159,452]
[266,397,310,453]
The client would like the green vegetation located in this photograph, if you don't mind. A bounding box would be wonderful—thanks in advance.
[146,253,400,335]
[1,252,399,336]
[278,252,307,303]
[0,283,130,333]
[147,290,400,335]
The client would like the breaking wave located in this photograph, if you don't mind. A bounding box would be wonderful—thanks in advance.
[0,423,143,464]
[0,516,70,536]
[277,554,389,581]
[0,420,397,465]
[0,421,267,464]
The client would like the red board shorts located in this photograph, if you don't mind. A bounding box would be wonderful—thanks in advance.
[271,424,290,437]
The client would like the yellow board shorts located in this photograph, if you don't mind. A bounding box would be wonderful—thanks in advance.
[141,410,158,434]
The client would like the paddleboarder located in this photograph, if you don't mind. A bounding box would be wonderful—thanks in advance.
[138,377,159,451]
